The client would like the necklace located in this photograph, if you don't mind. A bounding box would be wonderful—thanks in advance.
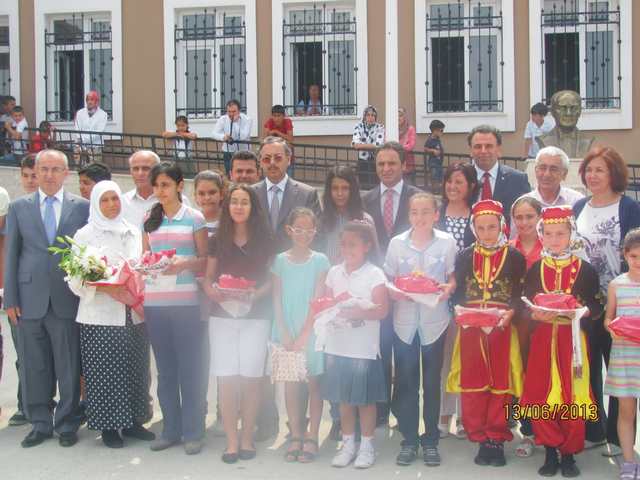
[472,245,508,304]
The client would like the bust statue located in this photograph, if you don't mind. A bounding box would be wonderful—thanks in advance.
[536,90,595,158]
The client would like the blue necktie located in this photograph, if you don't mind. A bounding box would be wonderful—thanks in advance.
[44,196,57,245]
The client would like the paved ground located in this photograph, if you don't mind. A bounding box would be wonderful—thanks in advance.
[0,316,623,479]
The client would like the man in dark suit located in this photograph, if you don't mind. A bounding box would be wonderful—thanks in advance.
[362,141,422,427]
[253,136,321,253]
[469,124,531,225]
[4,149,89,448]
[252,136,321,441]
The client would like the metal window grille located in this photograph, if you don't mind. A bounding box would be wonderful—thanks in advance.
[282,3,358,117]
[425,1,504,113]
[44,13,113,122]
[174,9,247,119]
[540,0,621,109]
[0,21,10,96]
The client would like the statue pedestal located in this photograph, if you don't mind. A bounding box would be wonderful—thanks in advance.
[525,158,588,195]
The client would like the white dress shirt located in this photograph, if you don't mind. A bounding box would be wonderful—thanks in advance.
[380,179,404,224]
[473,160,500,196]
[265,174,288,211]
[74,107,108,146]
[39,187,64,228]
[122,188,191,230]
[211,113,252,152]
[525,186,584,209]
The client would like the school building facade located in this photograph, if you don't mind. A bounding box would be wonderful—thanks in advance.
[1,0,637,160]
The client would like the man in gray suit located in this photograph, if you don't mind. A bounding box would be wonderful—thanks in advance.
[4,149,89,448]
[253,136,321,253]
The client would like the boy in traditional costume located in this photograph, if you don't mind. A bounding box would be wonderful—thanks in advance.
[448,200,526,466]
[520,206,602,477]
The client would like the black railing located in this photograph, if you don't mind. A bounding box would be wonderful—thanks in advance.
[540,1,621,109]
[0,24,10,96]
[174,10,247,119]
[426,1,504,113]
[44,14,113,122]
[17,128,533,192]
[281,4,358,117]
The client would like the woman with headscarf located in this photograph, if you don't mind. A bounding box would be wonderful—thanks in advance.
[447,199,526,467]
[398,107,416,184]
[352,105,385,189]
[520,206,602,477]
[69,181,154,448]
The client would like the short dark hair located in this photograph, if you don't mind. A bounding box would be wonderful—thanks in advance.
[1,95,15,105]
[175,115,189,124]
[38,120,51,131]
[226,99,241,110]
[443,162,479,206]
[20,154,36,170]
[271,104,286,115]
[375,141,405,164]
[530,102,549,116]
[78,162,112,183]
[230,150,259,171]
[429,119,445,131]
[467,124,502,146]
[12,106,23,114]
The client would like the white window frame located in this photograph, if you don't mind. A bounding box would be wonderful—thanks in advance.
[529,0,632,131]
[272,0,369,136]
[34,0,122,132]
[415,0,516,134]
[0,0,21,102]
[164,0,258,138]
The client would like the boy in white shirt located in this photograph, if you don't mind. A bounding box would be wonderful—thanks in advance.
[4,106,28,161]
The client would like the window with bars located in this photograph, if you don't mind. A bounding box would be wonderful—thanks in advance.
[44,13,113,122]
[282,3,358,117]
[425,1,504,113]
[0,18,11,96]
[174,9,247,119]
[540,0,621,109]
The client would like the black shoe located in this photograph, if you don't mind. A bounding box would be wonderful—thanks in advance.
[329,420,342,441]
[59,432,78,447]
[21,430,53,448]
[9,411,28,426]
[474,442,491,466]
[423,445,442,467]
[222,451,239,464]
[538,447,560,477]
[239,448,257,460]
[560,455,580,478]
[102,430,124,449]
[489,441,506,467]
[396,444,418,466]
[122,424,156,441]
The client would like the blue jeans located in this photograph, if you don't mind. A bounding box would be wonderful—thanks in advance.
[145,306,207,442]
[392,329,446,447]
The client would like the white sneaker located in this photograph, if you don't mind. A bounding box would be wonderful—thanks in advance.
[354,445,376,469]
[332,443,357,468]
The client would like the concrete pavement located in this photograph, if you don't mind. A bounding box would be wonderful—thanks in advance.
[0,316,622,479]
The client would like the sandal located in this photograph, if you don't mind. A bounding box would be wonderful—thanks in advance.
[619,462,638,480]
[298,438,319,463]
[515,436,535,458]
[284,438,303,462]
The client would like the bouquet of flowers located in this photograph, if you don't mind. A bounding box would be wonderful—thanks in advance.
[87,261,145,318]
[214,274,256,318]
[48,236,112,283]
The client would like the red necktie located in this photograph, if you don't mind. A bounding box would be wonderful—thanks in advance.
[481,172,492,200]
[383,189,394,234]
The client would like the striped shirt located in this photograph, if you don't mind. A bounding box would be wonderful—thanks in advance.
[144,204,206,307]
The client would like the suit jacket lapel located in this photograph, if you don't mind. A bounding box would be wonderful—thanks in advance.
[368,186,383,228]
[394,185,411,232]
[57,191,74,237]
[494,165,506,201]
[278,179,296,227]
[257,181,268,213]
[31,191,49,243]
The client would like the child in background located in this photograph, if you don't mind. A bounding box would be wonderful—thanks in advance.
[29,121,54,153]
[194,170,226,236]
[384,193,456,467]
[424,120,445,192]
[162,116,198,163]
[19,154,39,194]
[322,221,389,469]
[272,208,330,463]
[263,105,294,175]
[521,206,601,477]
[4,106,28,162]
[523,103,555,159]
[510,196,543,269]
[78,162,112,200]
[604,229,640,480]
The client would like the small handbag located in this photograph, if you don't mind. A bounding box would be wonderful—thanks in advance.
[269,343,308,383]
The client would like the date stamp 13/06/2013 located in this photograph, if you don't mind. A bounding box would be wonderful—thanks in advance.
[505,403,599,422]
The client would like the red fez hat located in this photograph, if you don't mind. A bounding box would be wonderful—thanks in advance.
[541,205,574,224]
[86,90,100,102]
[472,199,504,218]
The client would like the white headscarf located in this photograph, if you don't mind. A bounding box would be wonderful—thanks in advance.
[89,180,135,235]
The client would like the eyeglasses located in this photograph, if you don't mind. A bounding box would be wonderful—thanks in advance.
[535,164,564,175]
[287,227,317,236]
